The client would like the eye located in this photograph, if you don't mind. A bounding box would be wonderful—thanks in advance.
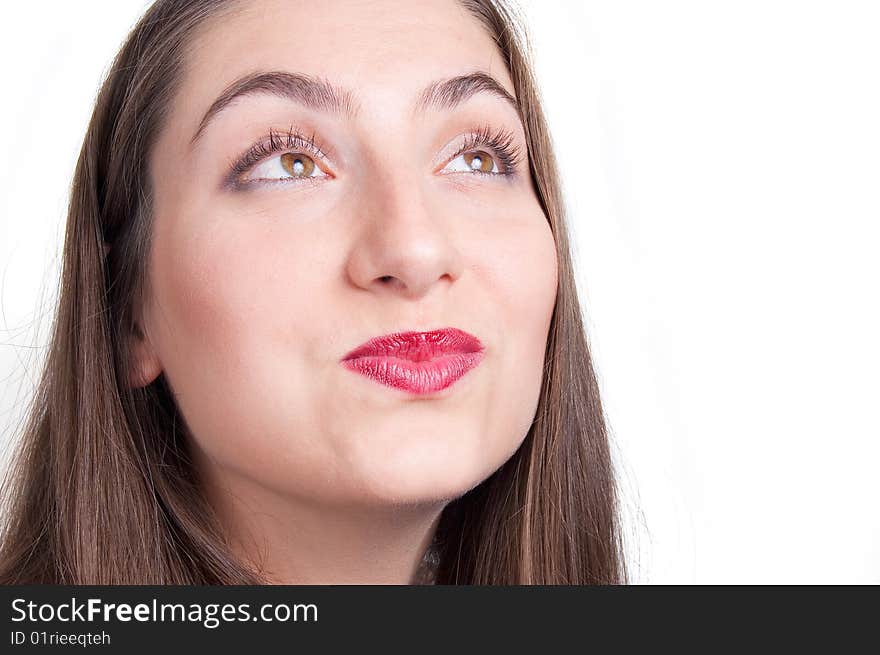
[443,150,500,175]
[244,152,326,183]
[437,126,522,179]
[224,127,335,190]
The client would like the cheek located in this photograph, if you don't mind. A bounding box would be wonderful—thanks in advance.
[497,219,557,323]
[481,210,558,350]
[154,219,313,362]
[475,209,558,455]
[145,211,329,466]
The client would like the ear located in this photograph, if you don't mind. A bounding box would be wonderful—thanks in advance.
[128,286,163,389]
[105,241,162,388]
[103,242,162,388]
[128,320,163,389]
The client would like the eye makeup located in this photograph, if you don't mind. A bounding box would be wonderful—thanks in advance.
[223,122,525,191]
[447,123,524,178]
[223,126,331,191]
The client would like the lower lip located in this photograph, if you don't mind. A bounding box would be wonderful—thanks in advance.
[341,352,484,395]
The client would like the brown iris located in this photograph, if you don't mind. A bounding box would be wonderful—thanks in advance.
[280,153,316,177]
[463,150,496,173]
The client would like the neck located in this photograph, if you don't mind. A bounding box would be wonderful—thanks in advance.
[199,467,445,585]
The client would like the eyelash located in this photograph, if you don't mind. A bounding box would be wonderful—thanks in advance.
[224,124,524,190]
[225,126,330,190]
[453,124,523,178]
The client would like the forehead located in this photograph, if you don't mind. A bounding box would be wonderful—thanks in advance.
[181,0,512,119]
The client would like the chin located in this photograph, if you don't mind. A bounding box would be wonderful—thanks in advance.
[346,449,494,510]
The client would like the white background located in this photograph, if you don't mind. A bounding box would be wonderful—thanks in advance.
[1,1,878,583]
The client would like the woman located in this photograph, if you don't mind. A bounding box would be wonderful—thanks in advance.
[0,0,627,584]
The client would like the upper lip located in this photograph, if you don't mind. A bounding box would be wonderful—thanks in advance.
[341,327,484,362]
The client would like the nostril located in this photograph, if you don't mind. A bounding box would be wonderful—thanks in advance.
[379,276,393,283]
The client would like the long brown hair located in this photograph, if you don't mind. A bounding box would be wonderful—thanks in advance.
[0,0,627,584]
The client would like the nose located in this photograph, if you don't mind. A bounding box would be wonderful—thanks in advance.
[345,168,465,301]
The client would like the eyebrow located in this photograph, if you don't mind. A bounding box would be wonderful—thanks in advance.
[190,70,520,146]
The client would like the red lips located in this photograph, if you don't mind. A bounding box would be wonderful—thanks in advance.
[340,327,485,395]
[341,327,484,362]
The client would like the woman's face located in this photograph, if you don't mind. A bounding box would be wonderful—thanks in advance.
[139,0,558,509]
